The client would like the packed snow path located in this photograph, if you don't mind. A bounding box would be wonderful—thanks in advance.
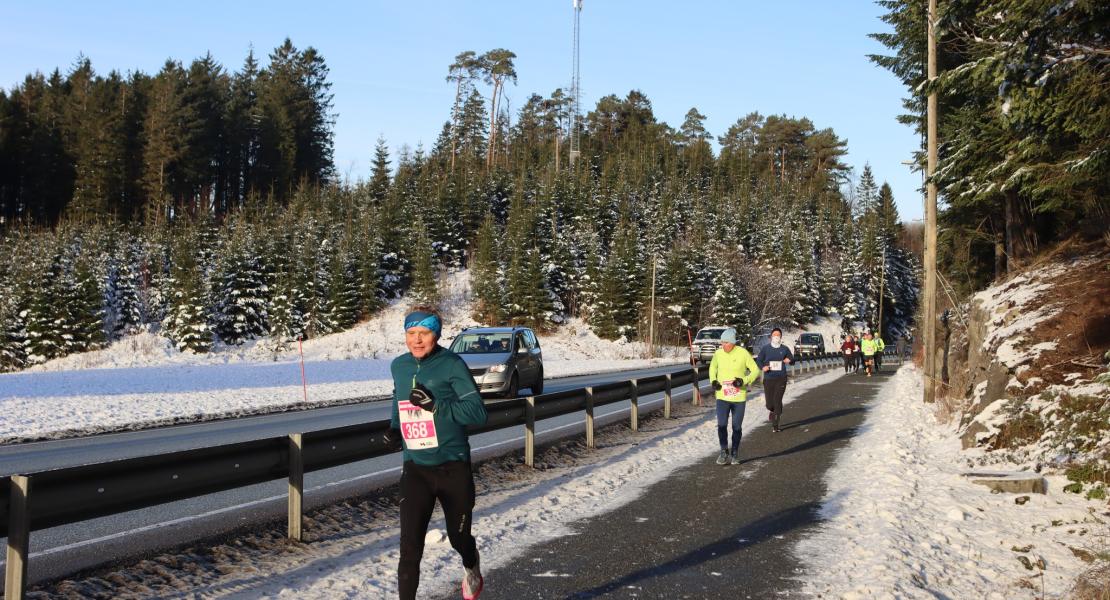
[471,367,883,599]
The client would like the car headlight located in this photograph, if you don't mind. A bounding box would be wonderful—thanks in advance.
[488,364,507,373]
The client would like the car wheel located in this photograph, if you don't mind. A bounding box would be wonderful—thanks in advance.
[532,368,544,395]
[505,372,519,399]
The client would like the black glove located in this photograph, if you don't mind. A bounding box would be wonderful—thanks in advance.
[732,378,744,388]
[409,383,436,412]
[711,380,722,391]
[383,428,403,452]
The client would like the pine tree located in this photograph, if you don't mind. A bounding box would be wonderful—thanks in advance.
[163,232,213,353]
[576,228,604,322]
[22,250,67,364]
[368,136,391,203]
[325,237,361,332]
[69,254,107,352]
[407,215,439,306]
[710,278,752,344]
[839,225,865,331]
[212,226,269,345]
[106,241,143,339]
[268,268,299,346]
[354,210,384,319]
[591,214,644,340]
[470,214,504,324]
[0,253,28,371]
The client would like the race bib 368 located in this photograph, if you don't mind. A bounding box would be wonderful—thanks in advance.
[398,400,439,449]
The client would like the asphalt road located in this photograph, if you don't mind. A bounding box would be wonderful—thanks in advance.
[0,363,693,585]
[469,367,891,600]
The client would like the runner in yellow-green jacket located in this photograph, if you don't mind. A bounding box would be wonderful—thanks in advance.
[861,332,880,377]
[874,335,886,371]
[708,327,760,465]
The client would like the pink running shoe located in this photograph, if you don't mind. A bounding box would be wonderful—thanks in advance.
[463,563,484,600]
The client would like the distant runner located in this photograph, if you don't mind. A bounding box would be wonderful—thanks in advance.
[708,327,760,465]
[840,334,856,374]
[874,333,886,371]
[389,306,489,600]
[755,328,794,432]
[853,334,862,372]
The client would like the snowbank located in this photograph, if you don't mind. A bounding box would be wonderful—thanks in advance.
[796,365,1104,598]
[954,251,1109,487]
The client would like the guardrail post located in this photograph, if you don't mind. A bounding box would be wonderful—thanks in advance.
[288,433,304,541]
[525,396,536,467]
[629,379,639,432]
[6,474,31,600]
[664,373,672,419]
[585,387,595,449]
[692,365,701,406]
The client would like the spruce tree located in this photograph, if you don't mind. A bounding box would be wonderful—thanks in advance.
[212,226,269,345]
[69,255,107,352]
[268,268,299,346]
[22,251,67,364]
[325,237,361,332]
[470,214,504,324]
[106,241,143,339]
[592,214,644,340]
[407,216,439,306]
[710,275,752,344]
[368,136,391,203]
[163,233,213,353]
[354,210,384,319]
[0,256,28,371]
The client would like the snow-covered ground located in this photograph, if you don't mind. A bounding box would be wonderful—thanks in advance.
[797,365,1106,598]
[1,271,684,443]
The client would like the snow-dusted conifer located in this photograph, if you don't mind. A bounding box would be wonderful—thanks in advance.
[163,233,213,353]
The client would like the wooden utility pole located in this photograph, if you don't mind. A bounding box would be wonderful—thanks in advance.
[877,244,886,337]
[648,255,656,358]
[924,0,939,403]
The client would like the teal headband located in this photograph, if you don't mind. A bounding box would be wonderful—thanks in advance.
[404,311,442,337]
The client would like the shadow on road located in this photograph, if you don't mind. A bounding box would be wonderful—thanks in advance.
[742,426,859,463]
[561,495,843,600]
[776,406,865,431]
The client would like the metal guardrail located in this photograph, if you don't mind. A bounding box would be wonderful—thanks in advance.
[1,351,892,598]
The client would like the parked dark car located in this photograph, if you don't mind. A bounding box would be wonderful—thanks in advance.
[793,332,826,356]
[448,326,543,399]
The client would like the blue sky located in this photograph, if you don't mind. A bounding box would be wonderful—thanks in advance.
[1,1,924,220]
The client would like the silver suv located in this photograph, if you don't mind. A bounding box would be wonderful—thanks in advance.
[449,326,543,398]
[690,326,729,365]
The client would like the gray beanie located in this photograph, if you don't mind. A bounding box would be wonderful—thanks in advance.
[720,328,738,344]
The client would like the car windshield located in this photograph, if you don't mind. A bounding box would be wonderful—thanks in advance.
[695,329,724,340]
[450,333,512,354]
[800,334,821,343]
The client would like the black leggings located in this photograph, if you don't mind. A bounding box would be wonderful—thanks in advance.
[764,377,787,429]
[398,460,479,600]
[842,354,853,373]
